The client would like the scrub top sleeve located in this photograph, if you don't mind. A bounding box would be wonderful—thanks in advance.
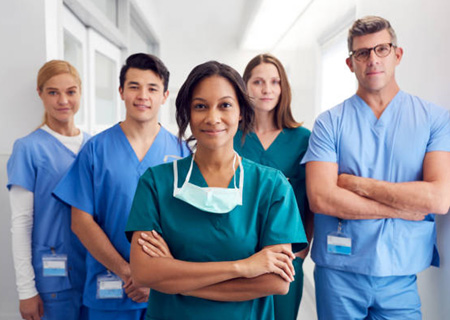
[427,107,450,152]
[7,140,36,192]
[260,172,308,253]
[125,169,162,242]
[52,143,95,215]
[301,112,337,164]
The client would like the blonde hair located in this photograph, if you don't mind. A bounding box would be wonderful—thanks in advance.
[37,60,81,125]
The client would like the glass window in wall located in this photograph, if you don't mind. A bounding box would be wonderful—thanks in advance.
[64,29,85,125]
[90,0,118,26]
[320,36,356,114]
[130,25,149,54]
[95,51,117,126]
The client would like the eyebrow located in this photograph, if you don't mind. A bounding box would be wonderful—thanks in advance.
[127,81,160,88]
[192,96,236,102]
[252,76,280,80]
[45,86,78,91]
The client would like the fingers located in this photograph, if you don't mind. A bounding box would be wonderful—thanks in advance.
[273,252,295,282]
[139,231,173,258]
[124,282,150,303]
[265,245,296,260]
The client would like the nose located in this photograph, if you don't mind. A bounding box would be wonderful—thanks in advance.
[58,93,68,105]
[205,107,221,124]
[367,48,379,65]
[262,82,271,93]
[137,87,148,99]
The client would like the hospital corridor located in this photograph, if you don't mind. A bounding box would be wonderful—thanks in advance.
[0,0,449,319]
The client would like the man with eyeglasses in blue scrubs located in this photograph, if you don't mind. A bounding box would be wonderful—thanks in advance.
[302,16,450,319]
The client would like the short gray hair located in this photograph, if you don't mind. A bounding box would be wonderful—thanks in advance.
[348,16,397,53]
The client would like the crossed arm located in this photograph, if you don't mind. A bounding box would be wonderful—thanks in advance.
[306,151,450,220]
[129,231,295,301]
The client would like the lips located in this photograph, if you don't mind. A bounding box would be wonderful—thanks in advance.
[201,129,226,135]
[134,104,151,109]
[366,70,384,76]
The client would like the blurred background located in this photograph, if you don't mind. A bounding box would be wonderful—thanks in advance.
[1,0,449,319]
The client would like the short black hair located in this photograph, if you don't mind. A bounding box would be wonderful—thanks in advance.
[176,61,254,145]
[119,53,170,91]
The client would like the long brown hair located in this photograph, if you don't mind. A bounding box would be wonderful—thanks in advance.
[243,53,301,129]
[37,60,81,126]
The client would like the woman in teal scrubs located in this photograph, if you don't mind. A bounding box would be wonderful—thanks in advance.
[126,61,307,320]
[234,54,313,320]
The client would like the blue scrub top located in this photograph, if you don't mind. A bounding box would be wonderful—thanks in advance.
[53,123,189,311]
[302,91,450,276]
[234,127,311,223]
[7,128,90,294]
[126,155,307,320]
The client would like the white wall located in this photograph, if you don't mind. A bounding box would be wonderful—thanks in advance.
[0,1,49,318]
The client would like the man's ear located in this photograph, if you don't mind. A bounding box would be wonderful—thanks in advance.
[346,57,354,73]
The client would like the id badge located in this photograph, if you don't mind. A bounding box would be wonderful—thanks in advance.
[97,272,123,299]
[42,254,68,277]
[327,233,352,255]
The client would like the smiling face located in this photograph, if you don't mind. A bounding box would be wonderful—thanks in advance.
[38,73,80,126]
[189,76,241,152]
[246,63,281,114]
[119,67,168,125]
[346,29,403,97]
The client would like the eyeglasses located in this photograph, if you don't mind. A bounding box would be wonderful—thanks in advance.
[349,43,395,62]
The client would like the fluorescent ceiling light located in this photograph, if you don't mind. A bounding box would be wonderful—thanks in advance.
[241,0,312,51]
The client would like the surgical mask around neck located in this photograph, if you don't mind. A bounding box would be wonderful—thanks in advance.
[173,153,244,214]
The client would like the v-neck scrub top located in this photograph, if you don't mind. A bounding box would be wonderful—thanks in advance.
[53,123,189,310]
[125,156,308,320]
[7,129,90,294]
[301,91,450,276]
[234,127,311,223]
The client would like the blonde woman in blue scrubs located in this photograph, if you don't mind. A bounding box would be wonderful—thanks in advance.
[126,61,307,320]
[234,54,314,320]
[7,60,89,320]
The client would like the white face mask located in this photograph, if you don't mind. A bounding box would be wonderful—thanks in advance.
[173,153,244,214]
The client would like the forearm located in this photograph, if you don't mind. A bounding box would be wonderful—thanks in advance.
[341,175,450,214]
[130,232,240,294]
[9,186,38,300]
[306,162,422,221]
[309,184,410,220]
[71,208,130,280]
[184,273,289,302]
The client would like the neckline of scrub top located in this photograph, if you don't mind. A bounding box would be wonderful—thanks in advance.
[354,90,404,127]
[115,122,166,169]
[246,129,286,153]
[185,154,243,189]
[37,128,84,157]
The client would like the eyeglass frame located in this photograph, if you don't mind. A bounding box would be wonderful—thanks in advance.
[349,43,396,62]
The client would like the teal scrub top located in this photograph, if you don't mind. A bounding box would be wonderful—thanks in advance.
[234,127,311,223]
[126,155,307,320]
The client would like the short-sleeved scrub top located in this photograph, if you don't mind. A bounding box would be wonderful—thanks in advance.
[7,128,90,294]
[234,126,311,223]
[126,155,308,320]
[53,123,189,311]
[301,91,450,276]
